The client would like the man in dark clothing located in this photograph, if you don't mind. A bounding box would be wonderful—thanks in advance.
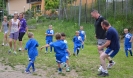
[91,10,115,72]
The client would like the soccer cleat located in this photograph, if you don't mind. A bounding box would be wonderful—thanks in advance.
[19,48,22,51]
[25,71,31,74]
[66,67,70,72]
[98,65,102,72]
[107,61,116,68]
[14,51,17,55]
[2,43,4,46]
[99,72,109,77]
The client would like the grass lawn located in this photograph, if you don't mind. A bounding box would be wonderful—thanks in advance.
[0,20,133,78]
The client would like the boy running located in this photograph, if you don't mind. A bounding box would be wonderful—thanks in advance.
[73,31,83,56]
[41,33,67,73]
[61,33,70,72]
[0,16,9,46]
[24,32,39,73]
[124,28,133,57]
[79,26,86,50]
[45,25,54,53]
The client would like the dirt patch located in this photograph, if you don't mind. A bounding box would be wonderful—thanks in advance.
[0,63,79,78]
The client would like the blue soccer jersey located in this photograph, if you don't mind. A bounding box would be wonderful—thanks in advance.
[73,36,82,47]
[106,27,120,50]
[124,33,132,46]
[45,29,54,40]
[25,38,39,60]
[79,30,86,41]
[50,40,67,63]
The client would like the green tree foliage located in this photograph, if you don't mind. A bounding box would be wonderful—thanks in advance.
[45,0,77,10]
[45,0,59,10]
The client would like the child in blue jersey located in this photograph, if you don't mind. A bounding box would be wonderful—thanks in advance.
[61,33,71,72]
[124,28,133,57]
[73,31,83,56]
[24,32,39,73]
[79,26,86,50]
[45,25,54,53]
[41,33,67,73]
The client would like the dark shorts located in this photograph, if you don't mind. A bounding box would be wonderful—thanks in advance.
[105,48,119,58]
[10,32,19,40]
[18,32,25,41]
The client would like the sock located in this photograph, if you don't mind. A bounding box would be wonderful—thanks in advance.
[32,62,35,71]
[77,49,79,55]
[109,60,113,63]
[58,68,62,72]
[82,45,84,49]
[129,50,132,56]
[26,61,32,71]
[50,47,52,52]
[74,48,76,54]
[125,50,128,57]
[46,47,48,52]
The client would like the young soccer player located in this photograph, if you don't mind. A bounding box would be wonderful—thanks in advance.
[79,26,86,50]
[73,31,83,56]
[0,16,9,46]
[124,28,133,57]
[45,25,54,53]
[24,32,39,73]
[61,33,70,72]
[41,33,67,73]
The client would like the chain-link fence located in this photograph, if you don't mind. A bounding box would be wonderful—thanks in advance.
[58,0,133,25]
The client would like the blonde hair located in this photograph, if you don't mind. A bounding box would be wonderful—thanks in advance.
[75,31,79,34]
[28,32,34,38]
[3,16,7,19]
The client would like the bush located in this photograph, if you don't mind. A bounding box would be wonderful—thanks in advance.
[27,18,37,26]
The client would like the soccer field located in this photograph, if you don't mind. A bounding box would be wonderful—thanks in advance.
[0,20,133,78]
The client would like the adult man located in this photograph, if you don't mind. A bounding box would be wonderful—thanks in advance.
[98,20,120,77]
[91,10,115,71]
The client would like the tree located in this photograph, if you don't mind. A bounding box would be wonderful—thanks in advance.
[45,0,77,10]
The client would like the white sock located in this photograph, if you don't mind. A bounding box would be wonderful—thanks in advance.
[101,67,108,73]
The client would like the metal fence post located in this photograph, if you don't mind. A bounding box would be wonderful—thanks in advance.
[78,0,82,26]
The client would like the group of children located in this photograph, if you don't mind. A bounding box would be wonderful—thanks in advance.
[24,25,86,73]
[1,16,133,74]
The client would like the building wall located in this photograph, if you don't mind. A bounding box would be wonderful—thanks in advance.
[7,0,30,15]
[73,0,95,7]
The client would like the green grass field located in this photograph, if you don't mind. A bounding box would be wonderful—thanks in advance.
[0,20,133,78]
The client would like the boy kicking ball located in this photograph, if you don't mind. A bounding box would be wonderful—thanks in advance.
[24,32,39,73]
[41,33,67,73]
[61,33,71,72]
[73,31,83,56]
[124,28,133,57]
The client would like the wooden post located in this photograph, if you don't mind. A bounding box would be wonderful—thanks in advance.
[41,0,45,15]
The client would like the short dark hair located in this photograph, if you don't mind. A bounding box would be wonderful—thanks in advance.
[102,20,110,27]
[55,33,61,40]
[91,9,99,13]
[61,33,66,37]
